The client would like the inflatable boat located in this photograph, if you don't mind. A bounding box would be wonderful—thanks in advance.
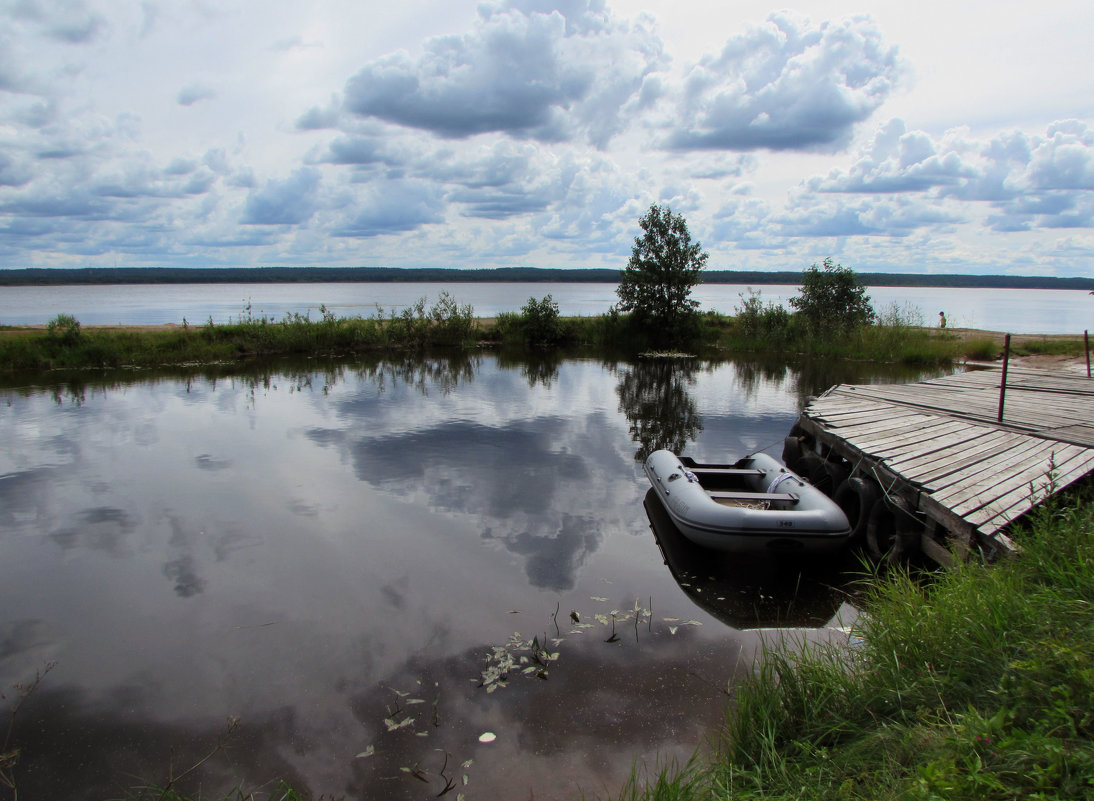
[643,450,852,554]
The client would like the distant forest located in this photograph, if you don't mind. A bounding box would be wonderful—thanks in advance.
[2,266,1093,290]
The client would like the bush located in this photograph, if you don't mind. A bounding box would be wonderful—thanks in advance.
[789,257,875,336]
[734,290,792,344]
[46,313,81,345]
[518,295,563,347]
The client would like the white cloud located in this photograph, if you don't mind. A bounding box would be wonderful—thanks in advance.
[663,12,903,152]
[0,0,1092,275]
[340,0,666,147]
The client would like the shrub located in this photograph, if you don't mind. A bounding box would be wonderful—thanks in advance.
[789,257,875,336]
[518,295,563,346]
[46,313,82,345]
[734,289,792,343]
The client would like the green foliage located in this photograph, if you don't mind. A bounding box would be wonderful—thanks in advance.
[0,295,480,371]
[963,338,1000,361]
[517,294,563,346]
[789,257,876,335]
[733,290,792,344]
[46,313,81,344]
[616,205,708,340]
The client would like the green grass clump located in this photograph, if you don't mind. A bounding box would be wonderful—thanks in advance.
[962,337,1001,361]
[617,489,1094,801]
[1014,337,1086,357]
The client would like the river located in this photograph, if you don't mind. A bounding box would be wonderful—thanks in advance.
[0,281,1091,335]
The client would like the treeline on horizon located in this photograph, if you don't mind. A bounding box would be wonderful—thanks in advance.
[2,265,1092,290]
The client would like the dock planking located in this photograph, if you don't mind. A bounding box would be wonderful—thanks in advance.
[795,364,1094,559]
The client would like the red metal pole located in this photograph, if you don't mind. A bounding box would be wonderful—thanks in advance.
[1086,330,1091,378]
[997,334,1011,422]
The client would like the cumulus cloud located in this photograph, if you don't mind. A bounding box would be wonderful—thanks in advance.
[177,83,217,106]
[8,0,106,44]
[242,167,322,225]
[776,194,962,238]
[805,119,978,193]
[340,0,665,146]
[332,178,445,237]
[0,152,33,187]
[804,119,1094,232]
[664,12,902,152]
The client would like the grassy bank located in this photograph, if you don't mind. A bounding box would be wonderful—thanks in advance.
[618,489,1094,801]
[5,300,1079,373]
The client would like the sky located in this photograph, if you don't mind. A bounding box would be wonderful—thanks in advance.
[1,0,1093,277]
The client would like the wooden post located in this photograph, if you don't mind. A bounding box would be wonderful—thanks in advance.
[997,333,1011,422]
[1086,330,1091,378]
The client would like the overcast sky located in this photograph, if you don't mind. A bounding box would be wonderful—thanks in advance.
[2,0,1093,276]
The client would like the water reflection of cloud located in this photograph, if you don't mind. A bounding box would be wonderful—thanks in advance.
[0,467,62,529]
[49,506,138,554]
[305,415,627,591]
[0,619,49,662]
[485,513,602,592]
[194,453,233,471]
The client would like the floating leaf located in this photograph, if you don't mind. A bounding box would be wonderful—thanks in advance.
[355,746,375,759]
[462,759,473,769]
[384,716,416,732]
[591,596,608,602]
[478,732,497,743]
[569,610,580,623]
[668,626,679,635]
[406,698,425,705]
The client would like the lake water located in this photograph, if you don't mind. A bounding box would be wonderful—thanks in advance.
[1,281,1091,335]
[0,353,935,800]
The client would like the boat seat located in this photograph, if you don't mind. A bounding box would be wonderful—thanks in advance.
[706,491,800,504]
[688,467,766,477]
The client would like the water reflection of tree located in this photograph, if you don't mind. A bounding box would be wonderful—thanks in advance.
[495,349,561,389]
[356,352,479,396]
[615,358,702,461]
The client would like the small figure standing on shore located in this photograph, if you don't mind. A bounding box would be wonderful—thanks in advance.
[939,311,947,329]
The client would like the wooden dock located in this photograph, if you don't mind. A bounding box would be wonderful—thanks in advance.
[789,364,1094,563]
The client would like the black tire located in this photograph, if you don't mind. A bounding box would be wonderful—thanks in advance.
[782,435,806,472]
[821,460,851,494]
[796,454,828,491]
[865,495,917,564]
[833,477,879,544]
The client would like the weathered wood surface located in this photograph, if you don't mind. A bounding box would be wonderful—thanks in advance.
[801,365,1094,538]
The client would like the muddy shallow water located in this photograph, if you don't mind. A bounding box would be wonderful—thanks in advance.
[0,352,935,799]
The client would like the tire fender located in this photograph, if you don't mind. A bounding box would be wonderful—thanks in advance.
[833,477,879,545]
[865,495,918,564]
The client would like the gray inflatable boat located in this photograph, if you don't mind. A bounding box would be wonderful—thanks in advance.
[643,449,852,554]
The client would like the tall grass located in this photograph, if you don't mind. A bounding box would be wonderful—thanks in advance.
[616,487,1094,800]
[0,295,478,371]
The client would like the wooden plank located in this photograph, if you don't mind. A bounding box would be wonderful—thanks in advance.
[847,418,973,453]
[971,454,1094,533]
[928,440,1067,507]
[690,467,765,476]
[707,491,799,503]
[946,445,1089,516]
[895,432,1031,485]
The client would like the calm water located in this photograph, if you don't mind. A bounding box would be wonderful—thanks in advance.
[1,281,1091,334]
[1,353,936,799]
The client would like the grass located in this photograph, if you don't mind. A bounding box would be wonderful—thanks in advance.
[7,291,1070,373]
[613,485,1094,801]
